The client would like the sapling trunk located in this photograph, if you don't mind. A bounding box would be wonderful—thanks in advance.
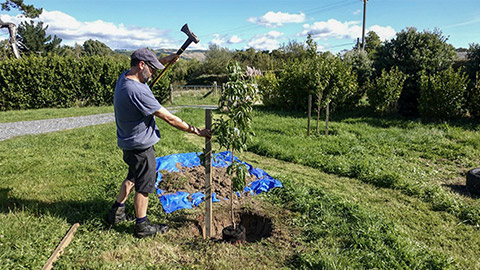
[230,148,235,230]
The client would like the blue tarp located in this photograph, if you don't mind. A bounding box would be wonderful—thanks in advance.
[155,151,282,213]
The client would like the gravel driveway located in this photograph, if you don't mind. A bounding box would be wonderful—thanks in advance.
[0,105,217,141]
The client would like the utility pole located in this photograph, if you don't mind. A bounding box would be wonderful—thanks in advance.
[361,0,368,50]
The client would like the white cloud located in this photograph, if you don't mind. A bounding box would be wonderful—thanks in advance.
[302,19,361,40]
[247,31,284,51]
[248,11,306,27]
[267,31,283,38]
[229,35,242,44]
[301,19,396,41]
[369,25,396,41]
[210,34,226,46]
[353,9,361,15]
[0,14,21,24]
[210,34,243,47]
[0,10,176,49]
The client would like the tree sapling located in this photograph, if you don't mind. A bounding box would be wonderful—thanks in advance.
[213,61,258,241]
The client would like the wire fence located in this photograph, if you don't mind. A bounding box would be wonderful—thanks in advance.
[172,83,223,92]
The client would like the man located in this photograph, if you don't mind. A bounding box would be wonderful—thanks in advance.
[107,48,210,238]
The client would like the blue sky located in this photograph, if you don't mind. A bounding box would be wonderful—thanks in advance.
[1,0,479,53]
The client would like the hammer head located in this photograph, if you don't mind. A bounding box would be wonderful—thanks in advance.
[181,24,199,44]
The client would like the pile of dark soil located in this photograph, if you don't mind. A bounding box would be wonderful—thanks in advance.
[159,164,278,243]
[158,164,256,200]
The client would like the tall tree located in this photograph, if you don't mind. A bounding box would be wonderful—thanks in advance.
[0,0,42,58]
[82,39,113,56]
[17,20,62,55]
[374,27,456,116]
[201,44,232,75]
[364,31,382,58]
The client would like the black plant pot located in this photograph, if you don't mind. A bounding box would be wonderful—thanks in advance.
[222,224,246,244]
[467,168,480,195]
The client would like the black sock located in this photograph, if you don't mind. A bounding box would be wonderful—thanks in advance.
[112,201,125,208]
[136,216,147,224]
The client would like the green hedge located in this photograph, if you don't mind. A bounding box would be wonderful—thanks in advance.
[0,55,129,110]
[0,55,173,111]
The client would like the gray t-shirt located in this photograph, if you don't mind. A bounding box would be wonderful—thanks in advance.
[114,70,162,150]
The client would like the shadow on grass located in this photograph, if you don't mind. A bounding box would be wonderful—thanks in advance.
[0,188,199,236]
[0,187,115,226]
[442,184,480,199]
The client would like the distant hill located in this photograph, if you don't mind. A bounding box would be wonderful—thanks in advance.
[114,48,207,61]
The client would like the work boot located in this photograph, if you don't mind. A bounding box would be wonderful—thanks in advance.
[134,218,169,238]
[106,205,133,225]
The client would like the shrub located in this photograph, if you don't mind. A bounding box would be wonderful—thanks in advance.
[374,28,457,116]
[418,68,469,119]
[275,53,359,112]
[277,57,319,110]
[329,57,360,111]
[257,71,280,107]
[466,43,480,80]
[150,70,171,103]
[466,72,480,118]
[342,49,373,90]
[367,67,406,114]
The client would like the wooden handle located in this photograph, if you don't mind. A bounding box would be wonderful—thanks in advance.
[42,223,79,270]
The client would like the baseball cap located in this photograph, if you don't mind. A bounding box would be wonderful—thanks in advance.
[131,48,165,70]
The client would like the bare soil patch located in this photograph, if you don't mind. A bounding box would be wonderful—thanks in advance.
[159,164,277,243]
[158,164,256,200]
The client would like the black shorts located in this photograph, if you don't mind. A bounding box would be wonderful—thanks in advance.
[123,146,157,194]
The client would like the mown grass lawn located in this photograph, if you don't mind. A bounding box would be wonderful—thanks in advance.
[0,106,479,269]
[250,108,480,225]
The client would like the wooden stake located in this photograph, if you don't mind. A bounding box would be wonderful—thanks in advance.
[42,223,79,270]
[307,95,312,136]
[204,109,212,239]
[316,93,323,135]
[325,102,330,135]
[170,84,174,104]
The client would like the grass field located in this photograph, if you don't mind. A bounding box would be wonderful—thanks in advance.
[249,108,480,225]
[0,105,479,269]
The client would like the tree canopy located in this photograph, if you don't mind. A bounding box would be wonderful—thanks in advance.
[1,0,42,18]
[17,20,62,55]
[82,39,113,56]
[374,27,457,116]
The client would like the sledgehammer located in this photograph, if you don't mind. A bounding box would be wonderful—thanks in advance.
[149,24,199,88]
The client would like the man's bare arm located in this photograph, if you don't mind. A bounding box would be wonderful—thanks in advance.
[159,54,179,65]
[153,107,211,137]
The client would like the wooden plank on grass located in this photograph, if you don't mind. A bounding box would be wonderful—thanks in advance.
[42,223,79,270]
[204,109,213,238]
